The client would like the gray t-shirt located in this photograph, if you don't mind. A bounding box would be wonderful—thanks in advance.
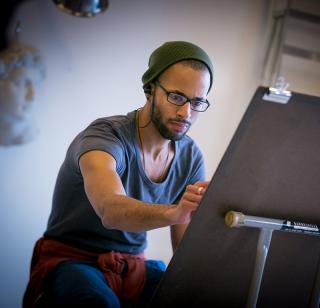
[44,110,205,254]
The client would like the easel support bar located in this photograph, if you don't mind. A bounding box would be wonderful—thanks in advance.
[225,211,320,308]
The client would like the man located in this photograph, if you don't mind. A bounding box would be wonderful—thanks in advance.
[23,41,214,307]
[0,42,45,145]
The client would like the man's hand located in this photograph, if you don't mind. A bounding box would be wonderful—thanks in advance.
[168,181,209,225]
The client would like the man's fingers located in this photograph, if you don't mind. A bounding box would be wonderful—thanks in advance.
[197,186,204,195]
[186,184,208,196]
[195,181,209,188]
[181,199,199,211]
[183,191,203,202]
[195,181,209,193]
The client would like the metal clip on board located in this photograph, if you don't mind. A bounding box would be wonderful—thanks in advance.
[262,76,292,104]
[225,210,320,308]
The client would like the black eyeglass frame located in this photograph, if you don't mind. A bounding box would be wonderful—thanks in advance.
[154,80,210,112]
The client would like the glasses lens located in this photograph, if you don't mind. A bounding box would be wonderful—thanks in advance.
[167,93,187,106]
[191,101,208,112]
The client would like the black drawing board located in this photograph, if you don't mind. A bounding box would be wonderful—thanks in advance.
[150,87,320,308]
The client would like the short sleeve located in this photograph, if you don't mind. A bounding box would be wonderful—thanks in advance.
[68,119,126,175]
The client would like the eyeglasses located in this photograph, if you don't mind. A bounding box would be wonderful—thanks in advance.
[155,80,210,112]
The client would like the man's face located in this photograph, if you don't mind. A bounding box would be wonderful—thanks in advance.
[151,62,210,141]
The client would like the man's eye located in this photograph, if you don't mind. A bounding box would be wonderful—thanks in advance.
[169,93,185,103]
[191,101,203,107]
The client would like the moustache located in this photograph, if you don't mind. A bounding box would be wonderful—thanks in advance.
[169,119,191,127]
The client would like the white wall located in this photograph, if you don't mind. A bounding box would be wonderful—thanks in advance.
[0,0,285,306]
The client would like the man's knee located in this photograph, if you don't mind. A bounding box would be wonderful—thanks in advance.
[46,261,120,308]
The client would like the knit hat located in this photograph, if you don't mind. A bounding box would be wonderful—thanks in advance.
[142,41,213,93]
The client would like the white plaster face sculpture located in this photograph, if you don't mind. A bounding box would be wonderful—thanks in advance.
[0,43,45,146]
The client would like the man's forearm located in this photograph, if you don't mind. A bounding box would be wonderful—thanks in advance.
[100,194,176,232]
[170,223,189,252]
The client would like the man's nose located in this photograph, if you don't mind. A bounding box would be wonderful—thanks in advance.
[177,102,192,119]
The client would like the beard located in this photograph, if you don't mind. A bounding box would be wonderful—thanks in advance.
[151,101,191,141]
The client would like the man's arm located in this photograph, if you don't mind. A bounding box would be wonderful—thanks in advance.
[79,150,207,232]
[170,223,189,253]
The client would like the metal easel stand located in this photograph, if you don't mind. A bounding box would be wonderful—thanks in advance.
[225,211,320,308]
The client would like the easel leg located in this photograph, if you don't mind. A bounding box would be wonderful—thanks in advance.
[246,229,273,308]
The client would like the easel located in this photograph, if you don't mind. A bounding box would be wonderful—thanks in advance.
[150,86,320,308]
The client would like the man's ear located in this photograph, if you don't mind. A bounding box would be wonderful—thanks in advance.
[144,84,152,94]
[144,83,154,100]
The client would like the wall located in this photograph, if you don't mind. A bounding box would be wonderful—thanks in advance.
[0,0,279,306]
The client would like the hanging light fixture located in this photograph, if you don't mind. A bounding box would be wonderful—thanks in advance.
[52,0,109,17]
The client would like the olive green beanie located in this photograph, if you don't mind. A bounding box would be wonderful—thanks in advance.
[142,41,213,93]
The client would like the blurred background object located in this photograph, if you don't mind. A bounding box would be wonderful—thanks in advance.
[0,41,45,145]
[52,0,109,17]
[0,0,29,51]
[263,0,320,95]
